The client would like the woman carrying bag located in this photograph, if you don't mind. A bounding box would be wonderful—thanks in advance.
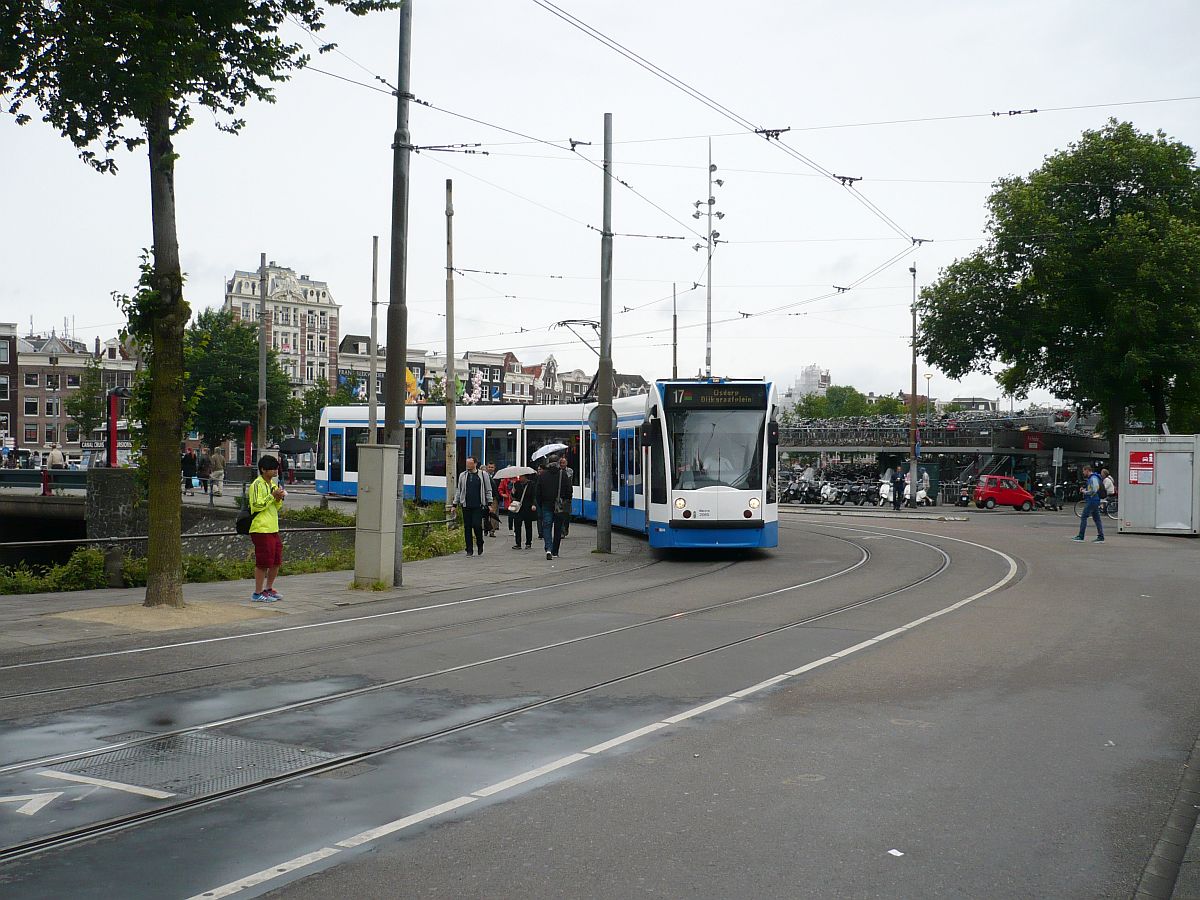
[509,473,538,550]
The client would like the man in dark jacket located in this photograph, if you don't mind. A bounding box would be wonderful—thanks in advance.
[454,456,493,557]
[181,447,197,496]
[537,455,572,560]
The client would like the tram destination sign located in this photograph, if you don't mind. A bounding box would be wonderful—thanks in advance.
[665,384,766,410]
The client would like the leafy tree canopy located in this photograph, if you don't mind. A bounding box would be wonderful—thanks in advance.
[296,377,357,439]
[184,308,292,449]
[64,356,106,437]
[916,120,1200,459]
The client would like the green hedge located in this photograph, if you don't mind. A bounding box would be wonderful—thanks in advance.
[0,547,109,595]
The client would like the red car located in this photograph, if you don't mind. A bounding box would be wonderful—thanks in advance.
[973,475,1035,511]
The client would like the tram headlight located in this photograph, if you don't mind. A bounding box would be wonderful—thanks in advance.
[748,498,760,510]
[674,497,686,509]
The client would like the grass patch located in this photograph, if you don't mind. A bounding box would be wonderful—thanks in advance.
[282,506,356,527]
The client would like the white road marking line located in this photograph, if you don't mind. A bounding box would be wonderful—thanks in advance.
[37,769,175,799]
[0,791,63,815]
[190,526,1019,899]
[785,656,838,676]
[184,847,342,899]
[583,723,669,754]
[472,754,589,798]
[872,627,909,641]
[661,696,737,724]
[335,796,478,848]
[728,674,790,698]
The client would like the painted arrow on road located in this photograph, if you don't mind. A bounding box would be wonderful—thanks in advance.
[0,791,64,816]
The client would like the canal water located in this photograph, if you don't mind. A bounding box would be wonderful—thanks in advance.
[0,515,87,570]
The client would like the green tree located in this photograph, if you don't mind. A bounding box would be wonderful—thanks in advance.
[296,378,356,440]
[184,309,291,450]
[64,356,106,438]
[2,0,396,607]
[916,121,1200,464]
[872,394,906,416]
[824,385,870,418]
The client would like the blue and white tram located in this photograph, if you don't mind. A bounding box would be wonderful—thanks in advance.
[315,377,779,549]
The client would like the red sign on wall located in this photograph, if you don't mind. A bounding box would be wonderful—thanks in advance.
[1128,450,1155,485]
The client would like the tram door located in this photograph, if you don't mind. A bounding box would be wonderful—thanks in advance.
[455,429,483,474]
[589,434,622,524]
[329,429,344,482]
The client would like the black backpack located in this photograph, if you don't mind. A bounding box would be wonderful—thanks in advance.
[235,503,258,535]
[1095,475,1108,499]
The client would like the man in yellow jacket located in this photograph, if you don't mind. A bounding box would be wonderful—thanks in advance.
[248,454,287,601]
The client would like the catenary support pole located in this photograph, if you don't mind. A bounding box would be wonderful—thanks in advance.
[445,179,457,517]
[382,0,413,585]
[596,112,615,554]
[672,282,678,380]
[705,138,713,378]
[368,235,379,443]
[909,263,919,507]
[257,252,267,461]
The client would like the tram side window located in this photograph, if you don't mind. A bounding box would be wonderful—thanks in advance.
[527,431,580,486]
[316,427,326,472]
[484,430,517,469]
[650,429,667,505]
[424,429,447,477]
[766,410,778,504]
[345,427,368,473]
[634,433,643,495]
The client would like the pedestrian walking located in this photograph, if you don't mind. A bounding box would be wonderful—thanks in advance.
[557,455,573,536]
[484,462,500,537]
[509,473,538,550]
[454,456,493,557]
[891,469,904,511]
[181,446,197,495]
[247,454,287,601]
[497,474,514,533]
[534,461,547,540]
[210,446,226,496]
[1072,464,1105,543]
[197,448,212,494]
[537,455,572,560]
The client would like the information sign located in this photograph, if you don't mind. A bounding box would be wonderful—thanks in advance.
[664,384,766,410]
[1128,450,1155,485]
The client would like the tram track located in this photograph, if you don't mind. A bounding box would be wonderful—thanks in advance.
[0,526,963,864]
[0,558,736,702]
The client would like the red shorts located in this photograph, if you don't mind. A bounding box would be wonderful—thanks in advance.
[251,532,283,568]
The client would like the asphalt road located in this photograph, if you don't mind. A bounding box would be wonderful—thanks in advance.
[0,512,1196,899]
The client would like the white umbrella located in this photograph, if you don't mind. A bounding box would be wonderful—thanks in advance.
[530,442,568,462]
[493,465,535,479]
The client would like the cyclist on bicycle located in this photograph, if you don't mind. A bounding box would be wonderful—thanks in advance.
[1101,468,1116,501]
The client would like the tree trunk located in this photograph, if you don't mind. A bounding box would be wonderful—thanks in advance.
[1106,398,1125,478]
[143,101,189,609]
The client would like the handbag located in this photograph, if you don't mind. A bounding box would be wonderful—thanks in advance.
[507,499,522,515]
[553,469,567,515]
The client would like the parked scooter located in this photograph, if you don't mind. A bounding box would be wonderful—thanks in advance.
[956,482,972,506]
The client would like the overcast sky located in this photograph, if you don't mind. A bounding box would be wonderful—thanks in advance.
[4,0,1198,405]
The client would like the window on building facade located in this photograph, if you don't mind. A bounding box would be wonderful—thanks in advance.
[492,367,501,382]
[66,373,80,388]
[0,375,7,401]
[45,425,57,444]
[0,413,9,437]
[318,335,326,353]
[306,362,314,382]
[318,362,326,380]
[0,340,7,364]
[65,424,80,443]
[307,312,315,328]
[45,399,60,417]
[25,397,38,416]
[24,372,38,388]
[273,334,280,350]
[46,374,59,391]
[307,335,315,353]
[24,425,38,444]
[242,303,250,318]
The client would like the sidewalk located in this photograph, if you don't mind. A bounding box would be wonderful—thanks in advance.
[0,524,644,653]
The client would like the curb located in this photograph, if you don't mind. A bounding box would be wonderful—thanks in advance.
[1136,730,1200,898]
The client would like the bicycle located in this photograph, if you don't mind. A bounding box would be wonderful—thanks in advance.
[1073,496,1118,520]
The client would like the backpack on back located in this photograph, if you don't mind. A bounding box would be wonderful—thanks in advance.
[1093,474,1107,499]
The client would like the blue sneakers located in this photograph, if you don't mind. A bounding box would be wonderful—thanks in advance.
[1070,536,1085,542]
[252,592,277,602]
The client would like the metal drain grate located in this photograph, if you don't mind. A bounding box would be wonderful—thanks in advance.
[52,733,338,797]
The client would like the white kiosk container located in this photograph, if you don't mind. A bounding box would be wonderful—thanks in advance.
[1118,434,1200,536]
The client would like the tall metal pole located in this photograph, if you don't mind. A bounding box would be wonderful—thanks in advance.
[382,0,412,585]
[444,179,458,517]
[705,138,713,378]
[368,235,379,443]
[672,282,678,380]
[596,112,615,554]
[257,252,267,460]
[909,264,919,507]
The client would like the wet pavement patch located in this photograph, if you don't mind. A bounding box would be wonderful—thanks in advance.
[44,732,337,797]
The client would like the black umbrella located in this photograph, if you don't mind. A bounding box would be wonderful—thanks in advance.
[279,436,315,455]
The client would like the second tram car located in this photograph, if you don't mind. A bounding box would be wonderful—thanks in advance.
[316,378,778,548]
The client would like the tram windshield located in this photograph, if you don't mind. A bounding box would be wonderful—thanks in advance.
[667,408,764,490]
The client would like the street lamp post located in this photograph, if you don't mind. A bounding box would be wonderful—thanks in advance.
[925,372,932,422]
[693,139,725,378]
